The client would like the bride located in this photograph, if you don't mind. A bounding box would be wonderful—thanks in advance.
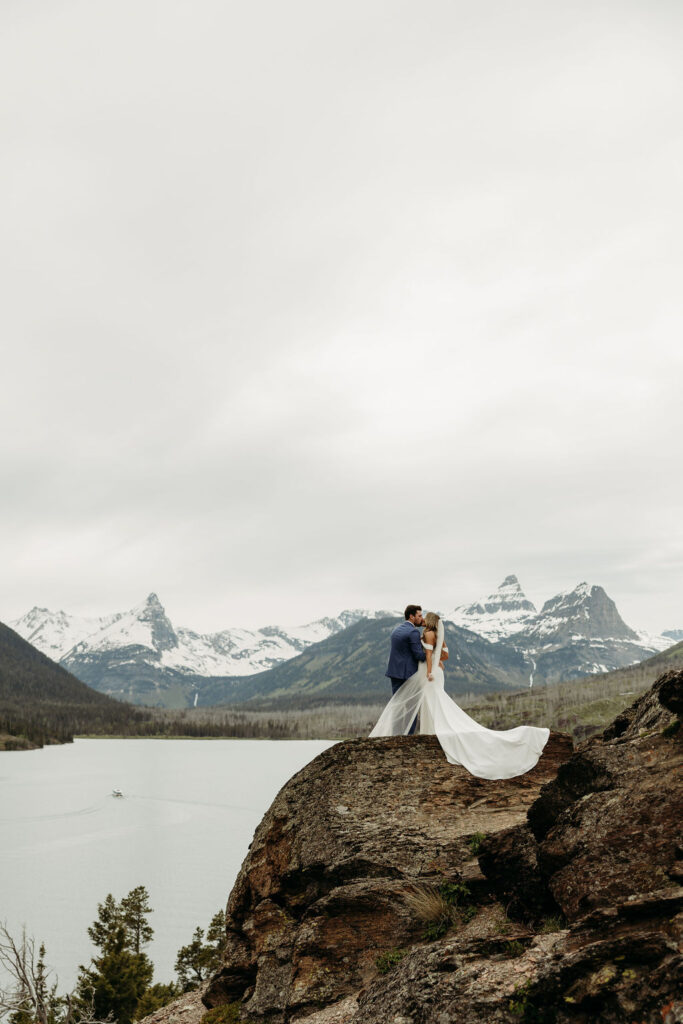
[370,612,549,780]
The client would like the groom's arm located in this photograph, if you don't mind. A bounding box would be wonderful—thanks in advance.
[409,629,426,662]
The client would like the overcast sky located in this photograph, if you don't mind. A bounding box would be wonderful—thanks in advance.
[1,0,681,634]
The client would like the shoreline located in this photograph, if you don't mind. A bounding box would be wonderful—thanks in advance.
[0,734,344,750]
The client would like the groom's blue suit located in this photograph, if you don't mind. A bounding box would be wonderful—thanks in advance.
[386,621,426,735]
[386,620,426,684]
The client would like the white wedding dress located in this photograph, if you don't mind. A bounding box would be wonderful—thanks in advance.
[370,620,550,780]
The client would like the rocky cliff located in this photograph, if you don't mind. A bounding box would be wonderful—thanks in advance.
[149,671,682,1024]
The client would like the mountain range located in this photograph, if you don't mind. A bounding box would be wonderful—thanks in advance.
[9,578,675,707]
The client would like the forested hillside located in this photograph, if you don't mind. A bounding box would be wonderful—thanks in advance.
[0,622,150,748]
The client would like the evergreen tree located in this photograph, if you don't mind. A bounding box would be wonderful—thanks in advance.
[76,887,157,1024]
[174,909,226,992]
[174,928,212,992]
[134,983,179,1020]
[77,928,152,1024]
[86,894,122,953]
[34,943,63,1024]
[120,887,154,954]
[205,911,226,958]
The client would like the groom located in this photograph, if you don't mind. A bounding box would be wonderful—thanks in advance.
[386,604,426,735]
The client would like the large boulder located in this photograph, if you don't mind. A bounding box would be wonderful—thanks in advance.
[199,671,682,1023]
[203,732,571,1020]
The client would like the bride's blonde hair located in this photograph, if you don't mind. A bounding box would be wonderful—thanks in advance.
[423,611,440,633]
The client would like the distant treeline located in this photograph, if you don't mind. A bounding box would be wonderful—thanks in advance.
[0,700,152,749]
[90,703,385,741]
[0,621,151,749]
[3,613,681,749]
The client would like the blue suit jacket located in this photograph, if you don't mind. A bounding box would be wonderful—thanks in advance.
[386,620,426,680]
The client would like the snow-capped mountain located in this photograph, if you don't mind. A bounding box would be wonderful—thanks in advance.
[10,606,121,663]
[10,595,398,705]
[448,575,537,641]
[515,582,639,646]
[446,577,672,686]
[9,581,675,706]
[507,582,672,684]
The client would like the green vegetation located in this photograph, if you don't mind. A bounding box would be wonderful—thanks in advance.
[0,890,229,1024]
[3,610,681,747]
[539,914,565,933]
[75,887,163,1024]
[375,949,407,974]
[468,831,487,855]
[175,911,227,991]
[404,880,476,942]
[422,919,449,942]
[438,881,471,905]
[505,940,526,958]
[439,881,477,925]
[201,1006,243,1024]
[0,623,151,748]
[509,980,533,1018]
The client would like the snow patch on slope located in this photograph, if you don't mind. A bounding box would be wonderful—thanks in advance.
[11,597,399,679]
[9,606,120,663]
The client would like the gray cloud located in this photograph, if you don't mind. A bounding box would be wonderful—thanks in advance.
[1,0,682,633]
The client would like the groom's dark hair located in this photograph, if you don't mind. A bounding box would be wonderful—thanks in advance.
[404,604,422,620]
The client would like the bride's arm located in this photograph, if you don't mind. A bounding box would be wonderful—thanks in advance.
[424,629,436,679]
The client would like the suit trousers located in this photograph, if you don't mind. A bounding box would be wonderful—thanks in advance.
[390,677,417,735]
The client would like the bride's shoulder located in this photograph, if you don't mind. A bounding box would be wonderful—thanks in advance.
[422,629,437,648]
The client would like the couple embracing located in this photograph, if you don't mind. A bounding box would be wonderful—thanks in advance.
[370,603,550,781]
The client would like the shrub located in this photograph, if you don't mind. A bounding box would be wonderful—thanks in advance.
[505,940,525,958]
[539,914,565,933]
[202,1004,242,1024]
[422,919,449,942]
[468,832,487,855]
[375,949,406,975]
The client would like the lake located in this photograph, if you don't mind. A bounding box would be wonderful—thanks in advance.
[0,738,334,991]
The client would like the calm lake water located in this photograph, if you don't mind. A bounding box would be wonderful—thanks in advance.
[0,738,334,990]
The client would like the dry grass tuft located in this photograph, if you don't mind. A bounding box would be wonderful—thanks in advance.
[403,884,452,924]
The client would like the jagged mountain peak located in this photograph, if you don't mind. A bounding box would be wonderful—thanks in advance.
[448,575,537,641]
[522,582,639,644]
[132,592,165,615]
[9,605,113,664]
[542,580,594,605]
[10,587,674,707]
[93,593,179,653]
[491,575,536,606]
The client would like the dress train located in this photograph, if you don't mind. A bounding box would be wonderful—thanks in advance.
[370,632,549,780]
